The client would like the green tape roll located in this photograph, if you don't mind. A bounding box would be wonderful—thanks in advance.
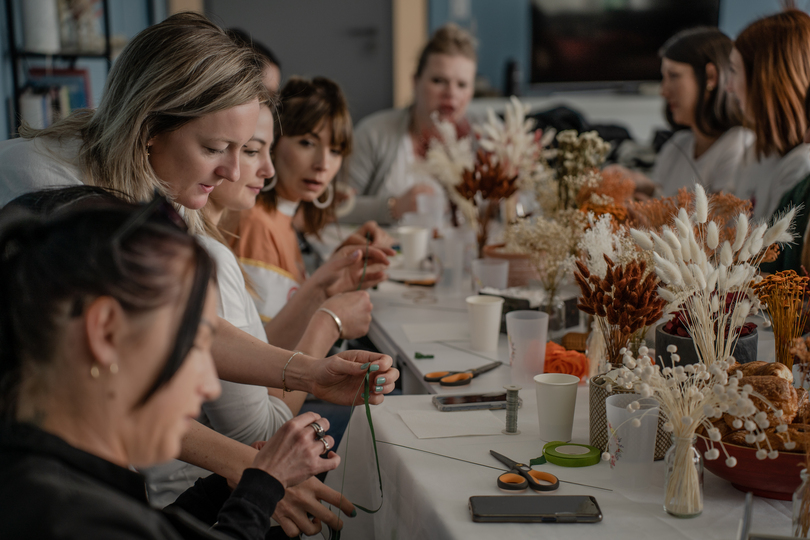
[543,441,601,467]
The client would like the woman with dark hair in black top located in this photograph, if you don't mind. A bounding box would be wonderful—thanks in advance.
[0,189,340,539]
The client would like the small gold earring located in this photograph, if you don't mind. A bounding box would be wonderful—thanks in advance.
[147,145,152,158]
[110,363,119,374]
[90,365,100,378]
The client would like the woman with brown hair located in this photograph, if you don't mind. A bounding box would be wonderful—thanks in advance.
[339,23,477,224]
[228,76,392,325]
[726,9,810,221]
[651,27,751,196]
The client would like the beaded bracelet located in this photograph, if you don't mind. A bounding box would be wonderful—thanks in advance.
[281,351,303,395]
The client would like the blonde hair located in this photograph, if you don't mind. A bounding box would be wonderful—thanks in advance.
[415,23,477,77]
[21,12,269,232]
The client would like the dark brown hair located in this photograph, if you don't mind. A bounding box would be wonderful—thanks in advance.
[415,23,477,77]
[735,9,810,158]
[660,27,742,136]
[259,76,352,235]
[0,188,214,418]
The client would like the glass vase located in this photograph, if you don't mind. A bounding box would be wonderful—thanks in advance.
[663,435,703,518]
[794,469,810,537]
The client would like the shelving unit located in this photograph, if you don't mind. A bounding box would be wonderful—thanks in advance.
[3,0,154,135]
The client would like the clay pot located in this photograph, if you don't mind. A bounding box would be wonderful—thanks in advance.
[654,324,758,367]
[482,243,540,287]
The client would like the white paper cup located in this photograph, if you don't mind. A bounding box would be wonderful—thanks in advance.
[466,295,504,352]
[507,311,549,383]
[398,226,429,270]
[471,258,509,293]
[605,393,660,490]
[534,373,579,442]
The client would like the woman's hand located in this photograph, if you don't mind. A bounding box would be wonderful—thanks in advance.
[249,412,339,489]
[310,244,389,297]
[339,221,396,254]
[272,476,356,537]
[320,291,373,340]
[309,350,399,405]
[391,184,435,220]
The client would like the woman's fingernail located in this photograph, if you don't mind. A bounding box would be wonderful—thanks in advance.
[351,508,358,517]
[375,385,384,393]
[360,362,370,370]
[376,377,385,385]
[369,364,380,372]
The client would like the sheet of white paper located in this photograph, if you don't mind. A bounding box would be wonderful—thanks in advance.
[402,323,468,343]
[398,409,504,439]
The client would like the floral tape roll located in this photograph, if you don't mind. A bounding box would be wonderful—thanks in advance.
[543,441,601,467]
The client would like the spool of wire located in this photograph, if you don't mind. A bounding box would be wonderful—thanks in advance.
[502,385,521,435]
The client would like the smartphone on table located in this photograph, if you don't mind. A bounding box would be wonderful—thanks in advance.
[469,495,603,523]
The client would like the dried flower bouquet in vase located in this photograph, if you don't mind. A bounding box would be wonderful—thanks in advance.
[422,97,549,257]
[612,185,798,517]
[752,270,809,370]
[574,214,664,370]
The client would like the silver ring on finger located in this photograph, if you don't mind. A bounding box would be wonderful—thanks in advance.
[320,438,331,454]
[310,422,325,438]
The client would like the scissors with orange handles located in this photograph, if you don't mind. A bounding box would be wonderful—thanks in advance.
[423,361,502,386]
[490,450,560,492]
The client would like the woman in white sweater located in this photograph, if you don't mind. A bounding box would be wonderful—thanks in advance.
[652,27,752,196]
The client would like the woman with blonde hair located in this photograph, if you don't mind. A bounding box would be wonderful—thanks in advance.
[340,23,477,224]
[725,9,810,221]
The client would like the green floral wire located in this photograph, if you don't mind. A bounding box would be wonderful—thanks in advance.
[356,232,371,291]
[329,369,384,540]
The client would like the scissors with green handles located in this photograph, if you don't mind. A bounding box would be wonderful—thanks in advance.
[423,361,502,386]
[490,450,560,492]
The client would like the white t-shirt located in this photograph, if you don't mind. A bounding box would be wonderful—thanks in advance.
[652,127,753,197]
[144,235,293,508]
[727,143,810,221]
[0,136,84,207]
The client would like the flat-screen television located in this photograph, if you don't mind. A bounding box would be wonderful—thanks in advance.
[530,0,721,89]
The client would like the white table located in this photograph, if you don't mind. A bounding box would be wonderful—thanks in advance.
[319,282,793,539]
[324,388,792,540]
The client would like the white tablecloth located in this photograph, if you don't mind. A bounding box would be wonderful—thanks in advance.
[323,387,791,540]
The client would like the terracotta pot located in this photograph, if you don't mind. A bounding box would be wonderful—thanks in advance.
[654,324,758,367]
[482,243,540,287]
[696,437,804,500]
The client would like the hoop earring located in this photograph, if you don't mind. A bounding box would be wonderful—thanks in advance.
[261,176,278,192]
[312,183,334,209]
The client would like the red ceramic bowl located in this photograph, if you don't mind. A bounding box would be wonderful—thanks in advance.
[696,437,806,500]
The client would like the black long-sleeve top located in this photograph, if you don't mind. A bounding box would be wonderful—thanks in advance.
[0,422,285,540]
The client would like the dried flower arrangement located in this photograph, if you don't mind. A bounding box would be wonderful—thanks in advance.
[573,213,663,369]
[423,98,548,255]
[575,256,664,370]
[611,184,797,516]
[607,344,796,516]
[629,185,795,367]
[504,210,587,314]
[752,270,810,370]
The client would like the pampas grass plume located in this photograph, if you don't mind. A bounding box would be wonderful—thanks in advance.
[707,221,719,250]
[694,184,708,224]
